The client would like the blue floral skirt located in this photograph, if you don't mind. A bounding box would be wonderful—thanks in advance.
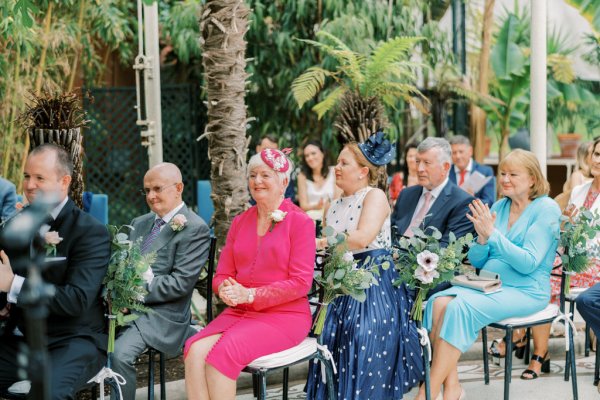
[305,249,424,399]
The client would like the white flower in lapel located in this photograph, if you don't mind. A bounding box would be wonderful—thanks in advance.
[269,210,287,232]
[170,214,187,232]
[44,231,63,256]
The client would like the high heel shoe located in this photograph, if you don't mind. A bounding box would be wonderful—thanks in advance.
[488,335,527,363]
[520,352,550,380]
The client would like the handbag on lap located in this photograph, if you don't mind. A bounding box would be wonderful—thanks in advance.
[451,269,502,293]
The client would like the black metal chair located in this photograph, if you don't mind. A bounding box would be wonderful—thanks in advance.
[481,261,579,400]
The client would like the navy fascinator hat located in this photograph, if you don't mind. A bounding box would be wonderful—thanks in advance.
[358,131,396,166]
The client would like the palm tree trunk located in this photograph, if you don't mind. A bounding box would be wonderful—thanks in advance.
[200,0,251,247]
[471,0,494,162]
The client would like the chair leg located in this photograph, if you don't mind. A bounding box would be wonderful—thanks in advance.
[323,358,337,400]
[159,352,166,400]
[585,324,591,357]
[569,325,579,400]
[423,342,431,400]
[259,371,268,400]
[482,327,489,385]
[524,328,531,364]
[148,349,155,400]
[282,367,289,400]
[252,374,259,398]
[594,343,600,386]
[91,385,98,399]
[504,328,513,400]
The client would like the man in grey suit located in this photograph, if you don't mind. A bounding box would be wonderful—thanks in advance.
[111,163,210,400]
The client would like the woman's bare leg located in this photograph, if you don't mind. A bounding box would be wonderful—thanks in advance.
[206,364,237,400]
[185,334,222,400]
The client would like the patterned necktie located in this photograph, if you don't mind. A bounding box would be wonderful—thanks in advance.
[404,191,432,237]
[141,218,165,253]
[458,169,467,186]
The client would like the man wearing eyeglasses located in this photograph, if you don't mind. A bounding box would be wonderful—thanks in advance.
[111,162,211,400]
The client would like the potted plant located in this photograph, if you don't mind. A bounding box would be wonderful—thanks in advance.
[18,90,89,208]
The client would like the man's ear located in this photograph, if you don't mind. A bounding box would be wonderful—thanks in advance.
[61,175,72,189]
[176,182,184,194]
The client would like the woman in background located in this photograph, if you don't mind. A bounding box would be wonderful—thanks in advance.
[563,141,592,192]
[297,140,341,220]
[389,142,418,205]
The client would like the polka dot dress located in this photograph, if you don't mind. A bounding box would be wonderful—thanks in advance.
[305,187,424,399]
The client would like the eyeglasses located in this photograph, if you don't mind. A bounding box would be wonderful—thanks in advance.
[139,183,178,196]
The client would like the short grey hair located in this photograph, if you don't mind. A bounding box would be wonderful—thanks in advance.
[417,137,452,165]
[448,135,471,146]
[247,152,293,187]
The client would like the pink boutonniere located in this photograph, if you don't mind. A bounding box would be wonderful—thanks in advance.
[44,231,63,256]
[170,214,187,232]
[269,210,287,232]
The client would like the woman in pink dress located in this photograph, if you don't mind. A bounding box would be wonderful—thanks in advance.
[184,148,315,400]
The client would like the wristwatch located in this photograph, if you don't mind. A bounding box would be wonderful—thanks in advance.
[247,288,255,304]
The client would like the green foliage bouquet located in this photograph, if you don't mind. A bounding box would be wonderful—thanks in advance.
[312,226,388,335]
[392,227,473,322]
[103,225,155,354]
[559,207,600,295]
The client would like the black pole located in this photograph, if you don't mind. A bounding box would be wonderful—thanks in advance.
[452,0,468,135]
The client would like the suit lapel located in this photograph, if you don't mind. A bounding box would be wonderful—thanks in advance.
[423,182,452,226]
[49,199,74,232]
[448,167,457,184]
[145,204,190,254]
[132,214,155,243]
[398,187,423,233]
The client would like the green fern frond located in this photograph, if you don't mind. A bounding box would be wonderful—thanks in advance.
[315,30,353,53]
[367,36,423,80]
[312,86,347,119]
[291,67,331,109]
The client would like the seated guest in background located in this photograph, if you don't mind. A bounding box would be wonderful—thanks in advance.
[389,142,418,205]
[0,144,110,399]
[448,135,495,206]
[562,140,592,192]
[251,134,296,203]
[0,176,17,222]
[297,140,341,221]
[306,133,423,400]
[392,137,474,247]
[184,149,314,400]
[413,149,561,400]
[575,285,600,392]
[111,163,211,400]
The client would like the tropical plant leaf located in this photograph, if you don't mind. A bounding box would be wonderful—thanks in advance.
[312,86,347,119]
[491,14,527,79]
[366,36,423,82]
[291,66,332,109]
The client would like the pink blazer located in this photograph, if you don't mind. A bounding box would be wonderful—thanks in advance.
[213,199,316,314]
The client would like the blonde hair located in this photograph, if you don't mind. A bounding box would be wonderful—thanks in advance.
[345,142,388,191]
[576,141,592,178]
[498,149,549,199]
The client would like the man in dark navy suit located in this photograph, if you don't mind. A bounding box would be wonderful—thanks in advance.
[0,144,110,399]
[392,137,475,247]
[448,135,495,207]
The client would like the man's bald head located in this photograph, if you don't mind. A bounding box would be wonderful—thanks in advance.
[143,163,184,217]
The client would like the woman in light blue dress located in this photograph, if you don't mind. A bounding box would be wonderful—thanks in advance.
[413,149,561,400]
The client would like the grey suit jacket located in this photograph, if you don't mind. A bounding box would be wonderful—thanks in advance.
[0,177,16,222]
[130,204,210,355]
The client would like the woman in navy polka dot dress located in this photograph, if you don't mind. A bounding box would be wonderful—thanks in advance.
[306,134,424,399]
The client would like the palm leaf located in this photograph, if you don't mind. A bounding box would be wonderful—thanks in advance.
[312,86,347,119]
[366,36,423,82]
[291,66,333,109]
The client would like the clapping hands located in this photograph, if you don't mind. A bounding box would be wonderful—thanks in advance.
[218,278,249,307]
[466,199,496,244]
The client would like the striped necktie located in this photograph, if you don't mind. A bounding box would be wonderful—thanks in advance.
[141,218,166,253]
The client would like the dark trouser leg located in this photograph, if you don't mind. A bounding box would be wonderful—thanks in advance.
[0,334,24,390]
[110,325,147,400]
[576,283,600,338]
[48,337,106,400]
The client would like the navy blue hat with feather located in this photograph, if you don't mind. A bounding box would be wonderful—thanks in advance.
[358,131,396,166]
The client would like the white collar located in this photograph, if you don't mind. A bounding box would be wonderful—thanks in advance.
[50,196,69,220]
[424,177,449,200]
[155,202,185,224]
[453,159,473,175]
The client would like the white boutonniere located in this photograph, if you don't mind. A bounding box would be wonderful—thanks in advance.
[170,214,187,232]
[269,210,287,232]
[44,231,63,256]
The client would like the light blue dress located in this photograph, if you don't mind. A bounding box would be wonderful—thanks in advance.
[423,195,561,352]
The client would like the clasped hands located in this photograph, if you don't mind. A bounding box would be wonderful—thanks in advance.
[218,278,250,307]
[466,199,496,245]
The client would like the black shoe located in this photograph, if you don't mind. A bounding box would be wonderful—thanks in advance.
[520,352,550,380]
[488,336,527,359]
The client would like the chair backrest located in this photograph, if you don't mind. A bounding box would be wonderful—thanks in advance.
[88,194,109,224]
[196,180,214,226]
[206,236,218,323]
